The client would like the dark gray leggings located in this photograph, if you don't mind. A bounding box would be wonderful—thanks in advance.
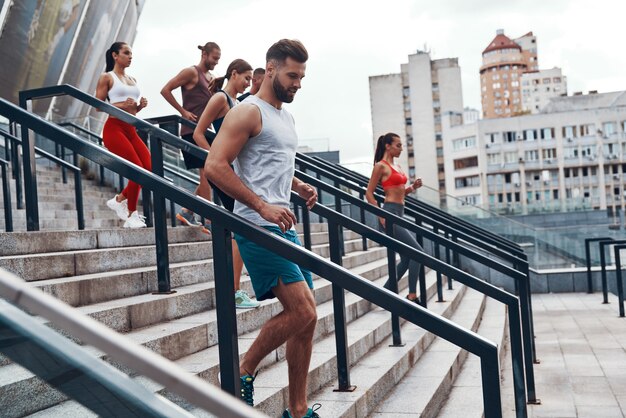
[381,202,423,294]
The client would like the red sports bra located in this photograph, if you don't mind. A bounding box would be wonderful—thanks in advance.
[380,160,408,190]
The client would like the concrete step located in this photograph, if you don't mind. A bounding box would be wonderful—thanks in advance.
[5,252,399,417]
[24,269,440,418]
[0,234,374,282]
[0,224,329,256]
[366,288,487,418]
[436,296,508,418]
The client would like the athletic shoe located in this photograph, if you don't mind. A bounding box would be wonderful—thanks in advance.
[235,290,260,309]
[176,210,203,227]
[123,211,147,229]
[282,403,322,418]
[240,372,257,406]
[106,195,128,220]
[201,220,212,235]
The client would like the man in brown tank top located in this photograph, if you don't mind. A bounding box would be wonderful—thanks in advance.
[160,42,221,229]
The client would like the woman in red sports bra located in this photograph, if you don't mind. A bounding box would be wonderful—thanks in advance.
[366,132,424,302]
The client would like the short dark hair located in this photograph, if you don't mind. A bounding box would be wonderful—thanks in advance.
[198,42,220,54]
[253,68,266,76]
[266,39,308,65]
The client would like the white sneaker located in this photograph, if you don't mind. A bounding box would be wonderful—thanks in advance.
[107,195,129,220]
[123,211,147,228]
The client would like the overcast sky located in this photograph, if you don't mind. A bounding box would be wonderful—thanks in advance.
[131,0,626,166]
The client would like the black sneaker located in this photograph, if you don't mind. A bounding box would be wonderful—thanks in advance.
[282,403,322,417]
[240,372,257,406]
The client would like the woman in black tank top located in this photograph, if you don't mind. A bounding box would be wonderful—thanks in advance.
[192,59,258,308]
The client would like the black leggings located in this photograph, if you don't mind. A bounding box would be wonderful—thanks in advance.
[381,202,423,294]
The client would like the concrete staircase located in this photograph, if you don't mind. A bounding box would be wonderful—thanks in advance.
[0,161,130,231]
[0,160,512,417]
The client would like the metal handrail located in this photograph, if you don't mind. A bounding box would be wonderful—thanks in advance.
[0,97,505,417]
[0,268,265,418]
[0,130,84,230]
[301,192,528,415]
[138,113,536,405]
[302,153,525,256]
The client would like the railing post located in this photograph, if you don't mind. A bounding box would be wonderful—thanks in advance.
[480,347,504,418]
[433,226,444,302]
[585,238,593,293]
[415,217,427,308]
[599,240,613,304]
[148,133,173,294]
[74,170,85,230]
[61,146,67,184]
[302,203,312,251]
[9,122,24,210]
[18,96,39,231]
[614,246,625,317]
[333,180,345,256]
[518,262,538,403]
[211,223,240,397]
[445,231,453,290]
[0,160,13,232]
[385,217,403,346]
[359,190,367,251]
[328,219,356,391]
[507,301,529,417]
[170,200,176,227]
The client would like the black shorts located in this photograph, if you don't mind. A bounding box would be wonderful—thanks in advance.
[181,133,208,169]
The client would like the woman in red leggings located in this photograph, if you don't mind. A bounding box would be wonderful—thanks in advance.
[96,42,150,228]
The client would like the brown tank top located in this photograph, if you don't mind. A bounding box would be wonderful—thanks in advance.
[180,66,213,135]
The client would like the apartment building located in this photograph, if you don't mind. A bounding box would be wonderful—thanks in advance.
[442,91,626,214]
[521,67,567,113]
[369,51,463,202]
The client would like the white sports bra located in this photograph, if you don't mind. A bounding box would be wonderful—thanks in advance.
[107,71,140,103]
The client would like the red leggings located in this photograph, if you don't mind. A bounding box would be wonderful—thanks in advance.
[102,117,151,212]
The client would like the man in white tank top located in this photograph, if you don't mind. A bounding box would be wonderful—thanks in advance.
[205,40,320,418]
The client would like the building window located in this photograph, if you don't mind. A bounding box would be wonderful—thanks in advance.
[579,123,595,137]
[553,77,561,83]
[524,150,539,161]
[453,156,479,170]
[452,136,477,151]
[504,151,518,163]
[563,125,577,139]
[404,101,411,112]
[541,127,555,140]
[603,121,617,137]
[503,131,516,142]
[524,129,537,141]
[455,176,480,189]
[405,118,412,126]
[542,78,551,84]
[432,83,439,92]
[542,148,557,159]
[487,153,502,164]
[403,86,410,97]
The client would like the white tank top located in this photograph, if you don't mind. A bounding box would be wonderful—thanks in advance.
[107,71,140,103]
[233,95,298,227]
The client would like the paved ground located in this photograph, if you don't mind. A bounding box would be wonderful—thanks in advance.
[502,292,626,418]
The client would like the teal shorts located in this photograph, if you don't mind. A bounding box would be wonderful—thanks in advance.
[234,225,313,301]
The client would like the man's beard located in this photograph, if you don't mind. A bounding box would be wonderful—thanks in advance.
[273,76,294,103]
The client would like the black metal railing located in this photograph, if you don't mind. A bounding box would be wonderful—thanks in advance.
[0,157,11,231]
[0,129,84,230]
[585,237,614,295]
[136,113,537,409]
[613,245,626,317]
[0,96,506,418]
